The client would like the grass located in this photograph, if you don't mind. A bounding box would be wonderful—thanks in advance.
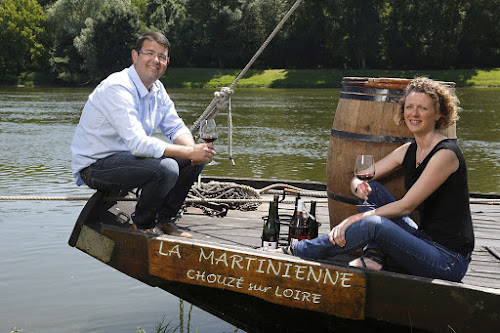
[162,67,500,89]
[136,316,180,333]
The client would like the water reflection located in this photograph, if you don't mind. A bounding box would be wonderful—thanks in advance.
[0,86,498,332]
[1,87,498,193]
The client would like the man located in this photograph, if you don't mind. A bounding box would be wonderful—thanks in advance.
[71,32,215,237]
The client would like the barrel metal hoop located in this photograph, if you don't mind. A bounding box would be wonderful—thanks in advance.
[331,129,414,145]
[327,190,358,205]
[342,86,404,96]
[340,92,401,103]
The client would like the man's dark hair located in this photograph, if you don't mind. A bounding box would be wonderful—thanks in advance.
[136,32,170,53]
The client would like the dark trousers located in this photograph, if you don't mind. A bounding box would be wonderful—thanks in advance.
[81,151,204,228]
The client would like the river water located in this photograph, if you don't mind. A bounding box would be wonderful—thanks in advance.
[0,86,498,332]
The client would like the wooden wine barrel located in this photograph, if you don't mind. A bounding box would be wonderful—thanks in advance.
[327,77,456,228]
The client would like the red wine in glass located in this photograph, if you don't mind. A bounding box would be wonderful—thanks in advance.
[200,119,219,165]
[354,155,375,206]
[202,136,217,144]
[355,173,374,181]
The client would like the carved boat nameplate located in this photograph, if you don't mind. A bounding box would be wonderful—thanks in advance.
[148,238,366,320]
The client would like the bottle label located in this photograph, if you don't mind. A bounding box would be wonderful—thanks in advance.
[262,241,277,250]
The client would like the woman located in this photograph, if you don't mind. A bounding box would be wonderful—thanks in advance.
[274,77,474,282]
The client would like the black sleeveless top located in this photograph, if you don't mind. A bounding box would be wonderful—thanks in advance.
[402,139,474,256]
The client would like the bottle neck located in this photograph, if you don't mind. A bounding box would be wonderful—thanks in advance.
[309,201,316,215]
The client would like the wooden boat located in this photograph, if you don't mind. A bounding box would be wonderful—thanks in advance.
[68,176,500,332]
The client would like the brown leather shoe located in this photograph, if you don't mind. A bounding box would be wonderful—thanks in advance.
[130,223,164,235]
[158,222,193,238]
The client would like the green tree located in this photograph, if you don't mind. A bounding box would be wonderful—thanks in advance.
[233,0,272,68]
[246,0,294,69]
[0,0,48,83]
[283,0,341,69]
[46,0,103,82]
[74,1,141,80]
[384,0,469,69]
[131,0,149,23]
[37,0,58,8]
[177,0,244,68]
[145,0,188,63]
[458,0,500,67]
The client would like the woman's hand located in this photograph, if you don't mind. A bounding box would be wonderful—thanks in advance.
[351,177,372,201]
[328,214,361,247]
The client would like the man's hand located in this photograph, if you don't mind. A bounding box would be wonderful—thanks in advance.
[190,143,216,164]
[164,133,216,164]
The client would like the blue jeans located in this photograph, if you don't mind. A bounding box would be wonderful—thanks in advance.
[80,152,204,229]
[294,182,470,282]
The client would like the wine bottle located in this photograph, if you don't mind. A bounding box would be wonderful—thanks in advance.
[289,199,310,242]
[307,200,318,239]
[262,195,280,250]
[288,193,301,242]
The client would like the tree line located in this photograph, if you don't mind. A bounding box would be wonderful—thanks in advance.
[1,0,499,85]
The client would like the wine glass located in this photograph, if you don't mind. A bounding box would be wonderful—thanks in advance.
[200,119,219,165]
[354,154,375,206]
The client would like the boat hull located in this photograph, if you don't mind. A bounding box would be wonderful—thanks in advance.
[69,179,500,332]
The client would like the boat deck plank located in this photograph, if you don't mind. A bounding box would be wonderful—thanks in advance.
[173,194,500,291]
[79,182,499,332]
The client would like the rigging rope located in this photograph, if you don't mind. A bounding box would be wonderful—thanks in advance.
[189,0,304,164]
[0,181,328,203]
[0,193,497,205]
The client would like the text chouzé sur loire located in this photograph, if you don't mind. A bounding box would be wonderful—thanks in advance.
[158,242,355,305]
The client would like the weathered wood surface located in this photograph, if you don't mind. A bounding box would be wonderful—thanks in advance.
[176,195,500,331]
[70,177,500,332]
[174,193,500,290]
[463,203,500,290]
[148,237,366,319]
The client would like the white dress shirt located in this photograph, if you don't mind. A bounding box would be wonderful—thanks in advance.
[71,64,191,182]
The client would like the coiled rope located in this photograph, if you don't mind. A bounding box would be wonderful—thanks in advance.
[189,0,304,165]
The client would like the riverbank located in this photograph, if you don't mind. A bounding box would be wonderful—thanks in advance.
[161,67,500,88]
[5,68,500,89]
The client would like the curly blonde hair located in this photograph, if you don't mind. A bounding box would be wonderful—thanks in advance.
[398,77,460,130]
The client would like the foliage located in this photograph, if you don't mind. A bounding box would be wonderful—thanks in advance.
[135,315,179,333]
[458,0,500,67]
[0,0,48,83]
[383,0,471,69]
[1,0,499,85]
[46,0,105,83]
[161,67,500,88]
[74,0,141,79]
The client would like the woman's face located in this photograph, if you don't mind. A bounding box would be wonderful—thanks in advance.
[403,92,441,135]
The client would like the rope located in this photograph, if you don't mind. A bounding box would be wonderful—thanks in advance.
[0,196,91,201]
[228,0,304,90]
[189,0,304,164]
[1,195,499,205]
[187,181,262,213]
[226,92,235,165]
[0,195,326,204]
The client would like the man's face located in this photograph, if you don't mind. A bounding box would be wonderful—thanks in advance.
[132,39,169,89]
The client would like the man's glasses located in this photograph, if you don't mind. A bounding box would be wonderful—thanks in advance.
[137,50,170,65]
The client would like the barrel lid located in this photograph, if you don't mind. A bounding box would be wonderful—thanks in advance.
[342,77,455,90]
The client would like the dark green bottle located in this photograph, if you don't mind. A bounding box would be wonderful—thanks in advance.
[307,200,318,239]
[262,195,280,250]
